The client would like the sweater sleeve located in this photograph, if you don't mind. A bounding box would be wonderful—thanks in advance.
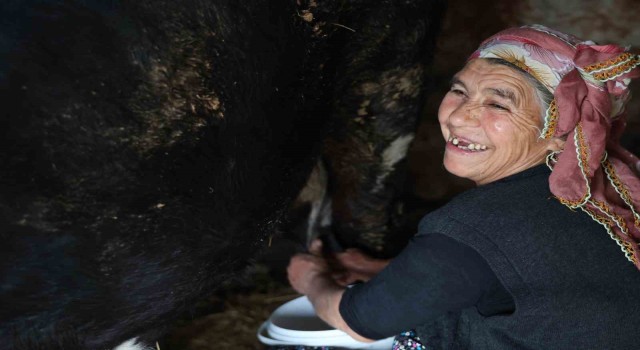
[338,233,508,339]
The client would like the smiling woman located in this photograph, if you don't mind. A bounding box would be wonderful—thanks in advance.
[287,24,640,349]
[438,59,563,185]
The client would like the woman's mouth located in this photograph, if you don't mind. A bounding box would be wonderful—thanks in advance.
[447,135,488,152]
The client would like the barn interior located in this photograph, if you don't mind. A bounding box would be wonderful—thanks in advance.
[155,0,640,349]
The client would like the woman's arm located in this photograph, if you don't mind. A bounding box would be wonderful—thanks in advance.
[287,243,374,342]
[291,233,506,339]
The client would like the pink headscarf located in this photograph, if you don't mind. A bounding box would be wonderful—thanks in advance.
[470,25,640,269]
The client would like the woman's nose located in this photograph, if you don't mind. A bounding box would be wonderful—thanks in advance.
[449,103,481,127]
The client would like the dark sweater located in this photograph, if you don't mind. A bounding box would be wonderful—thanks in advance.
[342,165,640,349]
[339,233,514,339]
[416,164,640,349]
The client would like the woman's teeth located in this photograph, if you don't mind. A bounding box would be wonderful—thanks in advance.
[448,136,487,151]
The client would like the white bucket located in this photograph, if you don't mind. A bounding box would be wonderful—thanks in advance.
[257,295,394,349]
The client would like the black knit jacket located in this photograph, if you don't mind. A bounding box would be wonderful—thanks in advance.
[416,164,640,349]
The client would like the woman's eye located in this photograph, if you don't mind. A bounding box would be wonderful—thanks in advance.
[450,88,465,96]
[489,103,509,111]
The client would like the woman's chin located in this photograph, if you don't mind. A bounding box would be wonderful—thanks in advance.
[443,152,488,179]
[443,158,472,181]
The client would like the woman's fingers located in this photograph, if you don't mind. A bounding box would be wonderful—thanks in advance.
[291,240,391,287]
[333,249,391,279]
[287,253,329,294]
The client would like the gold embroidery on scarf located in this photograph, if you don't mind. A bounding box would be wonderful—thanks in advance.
[556,194,590,208]
[574,123,592,207]
[583,54,640,82]
[555,124,592,208]
[540,99,558,139]
[580,205,638,265]
[576,124,590,178]
[489,48,548,84]
[589,198,629,236]
[582,53,634,73]
[603,159,640,228]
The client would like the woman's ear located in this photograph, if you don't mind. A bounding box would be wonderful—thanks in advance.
[547,137,565,152]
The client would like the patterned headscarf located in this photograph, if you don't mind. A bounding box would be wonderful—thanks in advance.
[469,25,640,269]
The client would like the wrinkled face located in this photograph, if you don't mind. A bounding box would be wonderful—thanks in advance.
[438,59,558,185]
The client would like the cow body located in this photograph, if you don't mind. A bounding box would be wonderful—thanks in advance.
[0,1,444,348]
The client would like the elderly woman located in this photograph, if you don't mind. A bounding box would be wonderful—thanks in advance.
[287,25,640,349]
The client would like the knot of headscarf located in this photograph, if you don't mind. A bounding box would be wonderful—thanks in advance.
[469,25,640,269]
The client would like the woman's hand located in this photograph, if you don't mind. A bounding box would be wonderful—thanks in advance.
[330,248,391,286]
[288,238,392,288]
[287,239,332,295]
[286,239,373,343]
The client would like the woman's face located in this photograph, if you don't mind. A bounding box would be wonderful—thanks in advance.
[438,59,558,185]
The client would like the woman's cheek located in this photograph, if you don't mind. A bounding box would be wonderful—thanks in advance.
[437,98,453,124]
[486,115,510,133]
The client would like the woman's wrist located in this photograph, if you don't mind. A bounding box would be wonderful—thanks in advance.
[305,274,373,343]
[287,245,373,343]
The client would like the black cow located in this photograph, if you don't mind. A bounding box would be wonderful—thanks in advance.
[0,0,445,349]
